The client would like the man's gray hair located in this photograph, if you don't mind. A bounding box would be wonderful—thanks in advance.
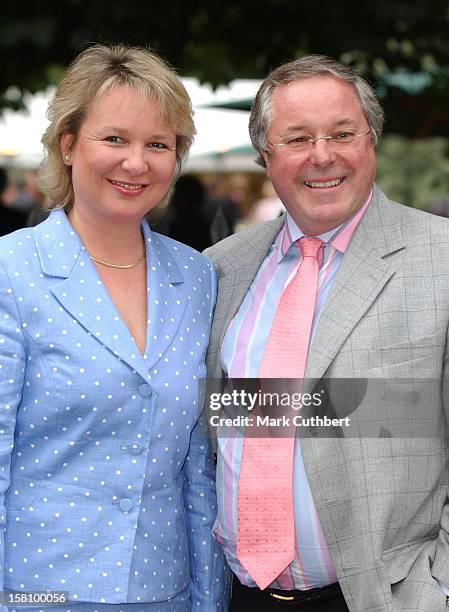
[249,54,384,168]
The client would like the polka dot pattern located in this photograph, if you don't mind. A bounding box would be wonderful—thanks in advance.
[0,211,230,610]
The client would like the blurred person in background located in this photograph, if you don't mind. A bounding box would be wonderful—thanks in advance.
[204,175,238,239]
[0,167,27,236]
[154,173,214,251]
[0,44,229,611]
[246,179,285,224]
[10,170,43,215]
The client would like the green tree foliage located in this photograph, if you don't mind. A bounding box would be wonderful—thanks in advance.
[376,135,449,209]
[2,0,449,136]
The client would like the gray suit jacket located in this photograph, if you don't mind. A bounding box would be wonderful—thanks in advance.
[205,186,449,612]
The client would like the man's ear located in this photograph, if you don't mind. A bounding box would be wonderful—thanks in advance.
[60,133,75,165]
[262,150,271,178]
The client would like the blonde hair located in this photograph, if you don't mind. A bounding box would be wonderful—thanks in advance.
[38,44,195,210]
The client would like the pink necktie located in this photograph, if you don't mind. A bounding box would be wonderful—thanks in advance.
[237,236,323,589]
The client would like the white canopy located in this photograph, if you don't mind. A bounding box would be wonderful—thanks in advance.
[0,78,262,172]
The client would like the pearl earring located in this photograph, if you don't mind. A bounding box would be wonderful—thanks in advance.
[64,154,71,162]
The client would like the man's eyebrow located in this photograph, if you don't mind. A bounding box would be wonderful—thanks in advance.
[283,124,308,133]
[282,118,359,133]
[333,118,359,127]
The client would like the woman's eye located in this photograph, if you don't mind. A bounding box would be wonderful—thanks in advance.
[147,142,170,150]
[105,136,124,144]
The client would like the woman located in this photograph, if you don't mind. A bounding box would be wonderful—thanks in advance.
[0,45,229,611]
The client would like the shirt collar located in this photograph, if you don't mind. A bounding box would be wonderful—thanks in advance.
[279,189,373,262]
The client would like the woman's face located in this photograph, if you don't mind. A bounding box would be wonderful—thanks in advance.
[61,85,177,224]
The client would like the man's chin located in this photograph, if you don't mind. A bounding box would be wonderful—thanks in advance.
[289,203,349,235]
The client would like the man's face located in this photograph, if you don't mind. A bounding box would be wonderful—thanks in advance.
[263,76,376,235]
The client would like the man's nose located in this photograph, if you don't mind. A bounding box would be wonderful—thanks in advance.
[308,138,337,166]
[121,146,149,175]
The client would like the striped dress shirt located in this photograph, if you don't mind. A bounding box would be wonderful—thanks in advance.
[214,193,372,590]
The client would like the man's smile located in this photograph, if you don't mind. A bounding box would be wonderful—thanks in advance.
[303,177,345,189]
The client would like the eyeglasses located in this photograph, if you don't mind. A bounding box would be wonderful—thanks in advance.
[267,129,372,152]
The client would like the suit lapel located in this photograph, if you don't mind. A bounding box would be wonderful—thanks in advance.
[35,210,186,382]
[141,230,186,371]
[301,190,407,566]
[306,188,405,381]
[207,216,285,378]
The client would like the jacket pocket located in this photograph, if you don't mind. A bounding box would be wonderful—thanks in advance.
[382,538,435,584]
[5,479,39,512]
[368,334,441,370]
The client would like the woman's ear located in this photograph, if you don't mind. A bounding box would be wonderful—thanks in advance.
[60,133,75,165]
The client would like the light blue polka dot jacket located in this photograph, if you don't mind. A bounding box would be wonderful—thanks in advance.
[0,209,230,610]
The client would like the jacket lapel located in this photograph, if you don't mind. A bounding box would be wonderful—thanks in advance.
[207,216,284,378]
[34,210,185,382]
[301,189,406,569]
[306,188,405,382]
[141,230,186,371]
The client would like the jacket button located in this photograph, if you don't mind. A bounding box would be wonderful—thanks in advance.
[121,442,143,455]
[129,442,143,455]
[139,384,152,397]
[119,498,133,512]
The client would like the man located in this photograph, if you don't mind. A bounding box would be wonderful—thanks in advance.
[205,55,449,611]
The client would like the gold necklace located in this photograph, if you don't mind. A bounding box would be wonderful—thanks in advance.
[89,252,146,269]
